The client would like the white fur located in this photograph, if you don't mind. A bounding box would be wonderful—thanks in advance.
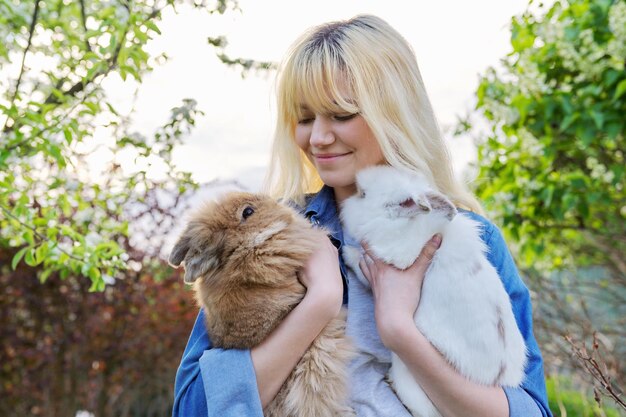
[252,220,288,246]
[340,166,527,417]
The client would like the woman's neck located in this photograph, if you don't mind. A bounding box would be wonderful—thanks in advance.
[332,184,357,208]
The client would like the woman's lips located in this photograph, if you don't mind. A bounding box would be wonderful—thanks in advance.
[313,152,351,163]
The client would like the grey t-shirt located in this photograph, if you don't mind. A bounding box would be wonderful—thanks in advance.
[343,233,413,417]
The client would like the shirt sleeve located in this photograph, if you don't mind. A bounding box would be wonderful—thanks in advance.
[483,223,553,417]
[172,309,264,417]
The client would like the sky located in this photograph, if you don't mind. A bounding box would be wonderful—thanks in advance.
[102,0,535,192]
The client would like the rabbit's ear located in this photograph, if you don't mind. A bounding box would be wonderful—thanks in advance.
[169,234,191,268]
[182,253,219,284]
[393,195,431,218]
[169,232,220,284]
[425,191,457,220]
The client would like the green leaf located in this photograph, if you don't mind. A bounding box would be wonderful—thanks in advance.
[105,102,119,116]
[88,266,101,281]
[24,248,36,266]
[559,112,579,131]
[39,268,53,283]
[145,21,161,35]
[11,247,29,270]
[84,101,100,115]
[89,276,105,292]
[22,230,35,245]
[63,127,72,144]
[48,144,66,167]
[47,227,58,240]
[576,125,595,146]
[541,186,555,207]
[614,79,626,101]
[35,244,48,264]
[562,192,578,211]
[511,18,536,52]
[589,110,604,129]
[605,121,622,140]
[579,198,589,219]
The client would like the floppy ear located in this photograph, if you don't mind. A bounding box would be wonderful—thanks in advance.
[181,253,219,284]
[169,232,219,284]
[425,191,457,220]
[169,234,191,268]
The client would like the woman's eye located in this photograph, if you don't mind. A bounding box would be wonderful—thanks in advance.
[333,113,358,122]
[242,206,255,220]
[297,114,315,124]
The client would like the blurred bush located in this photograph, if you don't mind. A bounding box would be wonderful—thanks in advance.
[459,0,625,410]
[0,245,199,417]
[547,376,622,417]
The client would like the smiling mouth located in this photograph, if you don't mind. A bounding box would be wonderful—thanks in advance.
[313,153,351,162]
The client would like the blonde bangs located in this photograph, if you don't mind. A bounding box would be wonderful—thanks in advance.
[286,44,359,121]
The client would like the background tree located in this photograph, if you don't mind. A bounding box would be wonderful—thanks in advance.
[460,0,625,411]
[0,0,247,289]
[0,1,272,415]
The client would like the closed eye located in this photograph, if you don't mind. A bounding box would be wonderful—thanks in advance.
[333,113,358,122]
[297,117,314,124]
[399,198,415,208]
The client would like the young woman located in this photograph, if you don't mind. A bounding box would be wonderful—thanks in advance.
[172,14,553,417]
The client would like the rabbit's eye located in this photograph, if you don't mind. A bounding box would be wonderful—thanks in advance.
[242,206,255,220]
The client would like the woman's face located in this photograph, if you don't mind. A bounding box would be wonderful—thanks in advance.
[294,106,385,203]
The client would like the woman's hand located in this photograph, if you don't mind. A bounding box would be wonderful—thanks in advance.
[298,234,344,319]
[359,234,442,350]
[252,234,343,408]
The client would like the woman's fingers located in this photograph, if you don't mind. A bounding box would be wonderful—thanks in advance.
[412,234,442,273]
[362,235,442,273]
[358,253,376,284]
[361,241,384,268]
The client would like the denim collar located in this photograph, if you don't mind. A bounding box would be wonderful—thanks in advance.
[303,185,348,304]
[303,185,344,250]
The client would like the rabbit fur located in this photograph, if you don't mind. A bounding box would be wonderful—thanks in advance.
[340,165,527,417]
[169,192,355,417]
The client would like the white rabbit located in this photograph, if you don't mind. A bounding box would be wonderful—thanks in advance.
[340,165,527,417]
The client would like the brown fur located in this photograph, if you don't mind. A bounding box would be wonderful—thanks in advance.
[169,192,355,416]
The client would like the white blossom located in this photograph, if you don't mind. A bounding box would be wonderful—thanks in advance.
[102,274,115,285]
[608,1,626,61]
[74,208,94,224]
[85,232,102,247]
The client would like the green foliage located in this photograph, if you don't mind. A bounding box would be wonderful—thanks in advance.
[462,0,626,409]
[0,0,240,289]
[547,376,623,417]
[468,0,625,275]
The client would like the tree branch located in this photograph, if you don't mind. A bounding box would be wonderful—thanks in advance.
[0,205,85,264]
[79,0,93,52]
[564,333,626,410]
[2,0,40,133]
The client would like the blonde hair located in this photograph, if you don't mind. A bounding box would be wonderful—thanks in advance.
[264,14,483,213]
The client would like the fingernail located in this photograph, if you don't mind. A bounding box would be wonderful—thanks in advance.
[432,234,442,247]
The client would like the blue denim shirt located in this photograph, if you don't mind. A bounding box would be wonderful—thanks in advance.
[172,185,553,417]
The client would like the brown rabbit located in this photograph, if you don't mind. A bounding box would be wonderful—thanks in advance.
[169,191,355,417]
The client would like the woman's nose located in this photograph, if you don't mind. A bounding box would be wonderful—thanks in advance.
[309,116,335,147]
